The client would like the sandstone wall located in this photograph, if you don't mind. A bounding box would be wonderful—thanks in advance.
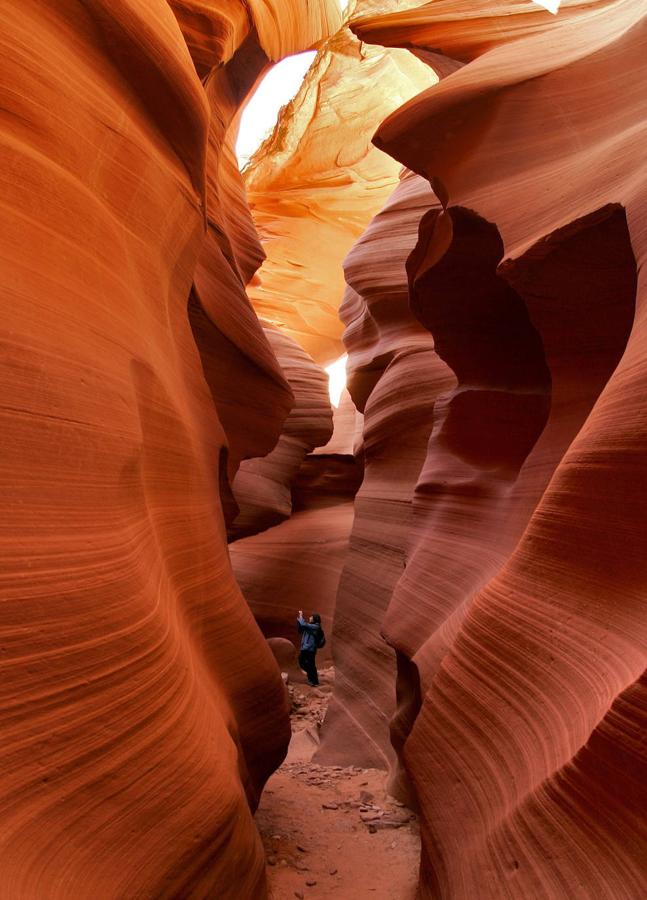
[0,1,338,896]
[244,1,436,363]
[316,171,455,771]
[229,328,333,540]
[341,1,647,895]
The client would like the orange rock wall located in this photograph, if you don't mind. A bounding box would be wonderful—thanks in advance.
[0,1,337,896]
[316,171,455,771]
[229,328,333,539]
[230,337,361,663]
[342,1,647,896]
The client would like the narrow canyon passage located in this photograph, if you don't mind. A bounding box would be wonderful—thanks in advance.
[256,667,420,900]
[1,3,646,900]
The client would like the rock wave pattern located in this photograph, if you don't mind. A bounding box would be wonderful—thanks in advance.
[2,1,646,898]
[338,1,647,897]
[0,1,339,897]
[244,1,435,363]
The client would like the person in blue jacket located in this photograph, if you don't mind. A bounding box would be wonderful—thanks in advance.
[296,609,324,686]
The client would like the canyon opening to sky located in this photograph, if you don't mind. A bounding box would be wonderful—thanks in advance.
[1,2,645,900]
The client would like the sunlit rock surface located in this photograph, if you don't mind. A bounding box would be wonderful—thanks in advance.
[0,1,337,896]
[347,1,647,896]
[244,2,436,362]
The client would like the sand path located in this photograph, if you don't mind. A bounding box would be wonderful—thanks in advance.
[256,667,420,899]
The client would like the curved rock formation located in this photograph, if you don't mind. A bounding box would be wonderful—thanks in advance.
[180,0,343,487]
[346,1,647,896]
[3,1,645,898]
[315,170,455,771]
[231,502,354,666]
[230,375,363,664]
[229,327,333,540]
[0,1,337,896]
[245,5,436,362]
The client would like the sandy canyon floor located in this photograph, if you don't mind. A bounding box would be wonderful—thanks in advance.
[256,667,420,899]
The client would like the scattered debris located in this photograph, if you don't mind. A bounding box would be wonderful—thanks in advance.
[256,665,420,897]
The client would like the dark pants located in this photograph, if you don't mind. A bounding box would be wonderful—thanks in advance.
[298,650,319,685]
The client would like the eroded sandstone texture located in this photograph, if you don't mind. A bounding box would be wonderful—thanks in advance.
[229,327,333,540]
[315,171,456,772]
[2,1,646,898]
[244,2,436,362]
[0,1,339,896]
[228,330,353,663]
[330,1,646,896]
[229,341,363,662]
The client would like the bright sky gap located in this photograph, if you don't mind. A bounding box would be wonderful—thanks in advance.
[238,0,559,406]
[237,1,560,168]
[326,355,348,408]
[236,51,316,169]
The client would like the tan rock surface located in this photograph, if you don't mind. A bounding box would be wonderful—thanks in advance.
[245,4,436,362]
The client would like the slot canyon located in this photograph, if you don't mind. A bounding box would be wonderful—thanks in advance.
[1,0,646,898]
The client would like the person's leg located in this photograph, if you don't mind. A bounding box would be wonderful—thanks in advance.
[298,650,308,675]
[307,652,319,686]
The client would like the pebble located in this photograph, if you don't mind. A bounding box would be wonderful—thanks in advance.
[322,802,338,810]
[329,868,338,876]
[360,811,383,822]
[294,892,304,899]
[267,856,277,866]
[306,880,317,887]
[296,845,307,853]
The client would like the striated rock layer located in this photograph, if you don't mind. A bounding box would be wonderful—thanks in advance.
[316,171,455,771]
[0,1,338,896]
[245,2,436,362]
[229,327,333,540]
[345,1,647,897]
[230,395,364,665]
